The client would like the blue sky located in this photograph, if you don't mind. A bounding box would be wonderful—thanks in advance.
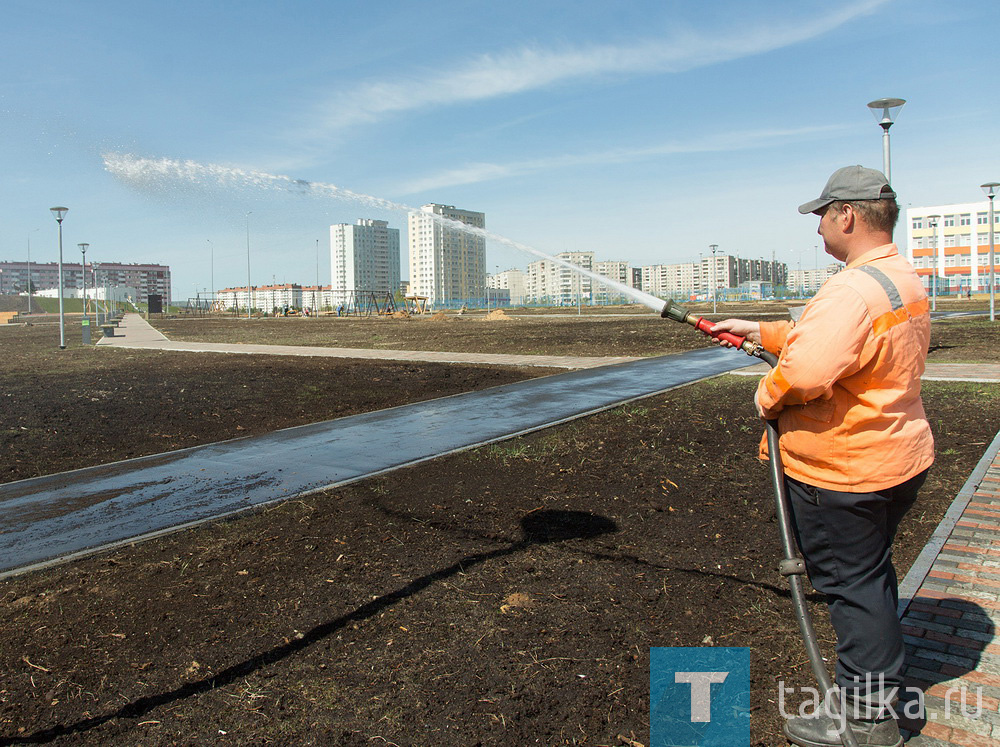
[2,0,998,300]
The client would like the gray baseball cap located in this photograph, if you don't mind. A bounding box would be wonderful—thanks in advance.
[798,165,896,214]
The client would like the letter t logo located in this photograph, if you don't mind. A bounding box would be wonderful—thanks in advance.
[675,671,729,722]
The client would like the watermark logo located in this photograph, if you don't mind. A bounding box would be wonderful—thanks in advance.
[778,674,984,733]
[650,647,752,747]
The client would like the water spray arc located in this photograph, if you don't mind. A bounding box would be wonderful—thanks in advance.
[102,153,667,313]
[660,298,859,747]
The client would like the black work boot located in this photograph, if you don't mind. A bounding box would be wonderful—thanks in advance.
[783,714,902,747]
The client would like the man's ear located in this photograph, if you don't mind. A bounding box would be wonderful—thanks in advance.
[840,203,857,233]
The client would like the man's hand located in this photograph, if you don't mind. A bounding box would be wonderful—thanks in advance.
[709,319,761,348]
[754,388,767,419]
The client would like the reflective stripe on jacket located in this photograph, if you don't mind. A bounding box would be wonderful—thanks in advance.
[757,243,934,492]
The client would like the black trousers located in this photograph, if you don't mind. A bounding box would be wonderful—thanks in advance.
[785,470,928,700]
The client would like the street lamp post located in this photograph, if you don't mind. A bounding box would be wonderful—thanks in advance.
[79,243,90,344]
[27,233,33,314]
[245,212,252,319]
[867,98,905,183]
[207,239,214,312]
[928,215,940,312]
[50,207,68,349]
[983,182,999,322]
[710,244,718,314]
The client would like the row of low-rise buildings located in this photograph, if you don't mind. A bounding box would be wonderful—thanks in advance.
[330,204,796,309]
[495,251,793,307]
[0,261,171,302]
[277,195,999,310]
[9,196,988,312]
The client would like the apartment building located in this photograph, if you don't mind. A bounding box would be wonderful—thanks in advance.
[525,252,594,305]
[0,260,171,301]
[331,219,401,295]
[906,202,999,294]
[637,254,789,300]
[488,268,527,306]
[789,264,844,295]
[592,260,632,304]
[640,262,700,299]
[408,204,486,308]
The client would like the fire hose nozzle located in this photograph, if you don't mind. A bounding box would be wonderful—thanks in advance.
[661,299,769,360]
[660,300,690,324]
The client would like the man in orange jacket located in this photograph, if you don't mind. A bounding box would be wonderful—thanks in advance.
[713,165,933,747]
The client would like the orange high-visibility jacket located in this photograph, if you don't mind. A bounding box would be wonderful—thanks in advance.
[757,243,934,492]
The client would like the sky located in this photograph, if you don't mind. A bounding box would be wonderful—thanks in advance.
[2,0,998,301]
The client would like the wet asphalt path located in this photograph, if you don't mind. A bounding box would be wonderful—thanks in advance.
[0,347,759,577]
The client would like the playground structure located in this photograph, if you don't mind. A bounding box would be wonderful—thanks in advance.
[403,295,429,315]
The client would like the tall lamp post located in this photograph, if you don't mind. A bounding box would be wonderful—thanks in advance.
[709,244,718,314]
[79,243,90,344]
[50,207,68,349]
[206,239,214,312]
[79,244,90,318]
[245,212,252,319]
[867,98,905,183]
[983,182,999,322]
[928,215,940,312]
[26,228,39,315]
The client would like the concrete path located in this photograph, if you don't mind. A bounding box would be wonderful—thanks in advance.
[99,314,1000,380]
[0,345,760,577]
[96,314,640,369]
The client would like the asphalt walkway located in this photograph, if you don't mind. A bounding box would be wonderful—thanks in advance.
[0,341,759,577]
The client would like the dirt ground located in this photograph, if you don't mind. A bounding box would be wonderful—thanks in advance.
[0,314,998,746]
[152,307,998,362]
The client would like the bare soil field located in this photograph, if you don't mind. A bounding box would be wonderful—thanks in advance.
[152,307,998,362]
[0,314,998,746]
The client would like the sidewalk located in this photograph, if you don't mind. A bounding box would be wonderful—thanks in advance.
[894,429,1000,745]
[731,360,1000,383]
[96,314,640,369]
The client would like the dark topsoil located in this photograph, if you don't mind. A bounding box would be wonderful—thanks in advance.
[0,317,998,746]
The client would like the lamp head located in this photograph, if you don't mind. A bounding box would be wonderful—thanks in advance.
[982,182,1000,200]
[50,206,69,223]
[78,243,89,255]
[927,214,941,228]
[867,98,906,128]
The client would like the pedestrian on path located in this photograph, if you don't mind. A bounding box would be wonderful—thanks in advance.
[712,165,934,747]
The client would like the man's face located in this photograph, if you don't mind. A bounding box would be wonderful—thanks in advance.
[816,204,848,262]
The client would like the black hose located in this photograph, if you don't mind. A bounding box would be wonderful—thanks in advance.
[758,349,858,747]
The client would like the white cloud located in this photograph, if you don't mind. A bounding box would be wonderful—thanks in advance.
[395,124,849,193]
[300,0,889,135]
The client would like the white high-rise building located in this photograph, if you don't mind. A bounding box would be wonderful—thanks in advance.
[408,204,486,308]
[526,252,594,306]
[906,202,999,295]
[592,260,632,304]
[640,262,700,299]
[489,268,527,306]
[330,219,401,296]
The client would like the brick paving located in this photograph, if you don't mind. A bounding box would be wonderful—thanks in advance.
[896,431,1000,745]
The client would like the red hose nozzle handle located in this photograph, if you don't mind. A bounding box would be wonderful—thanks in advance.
[692,316,746,348]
